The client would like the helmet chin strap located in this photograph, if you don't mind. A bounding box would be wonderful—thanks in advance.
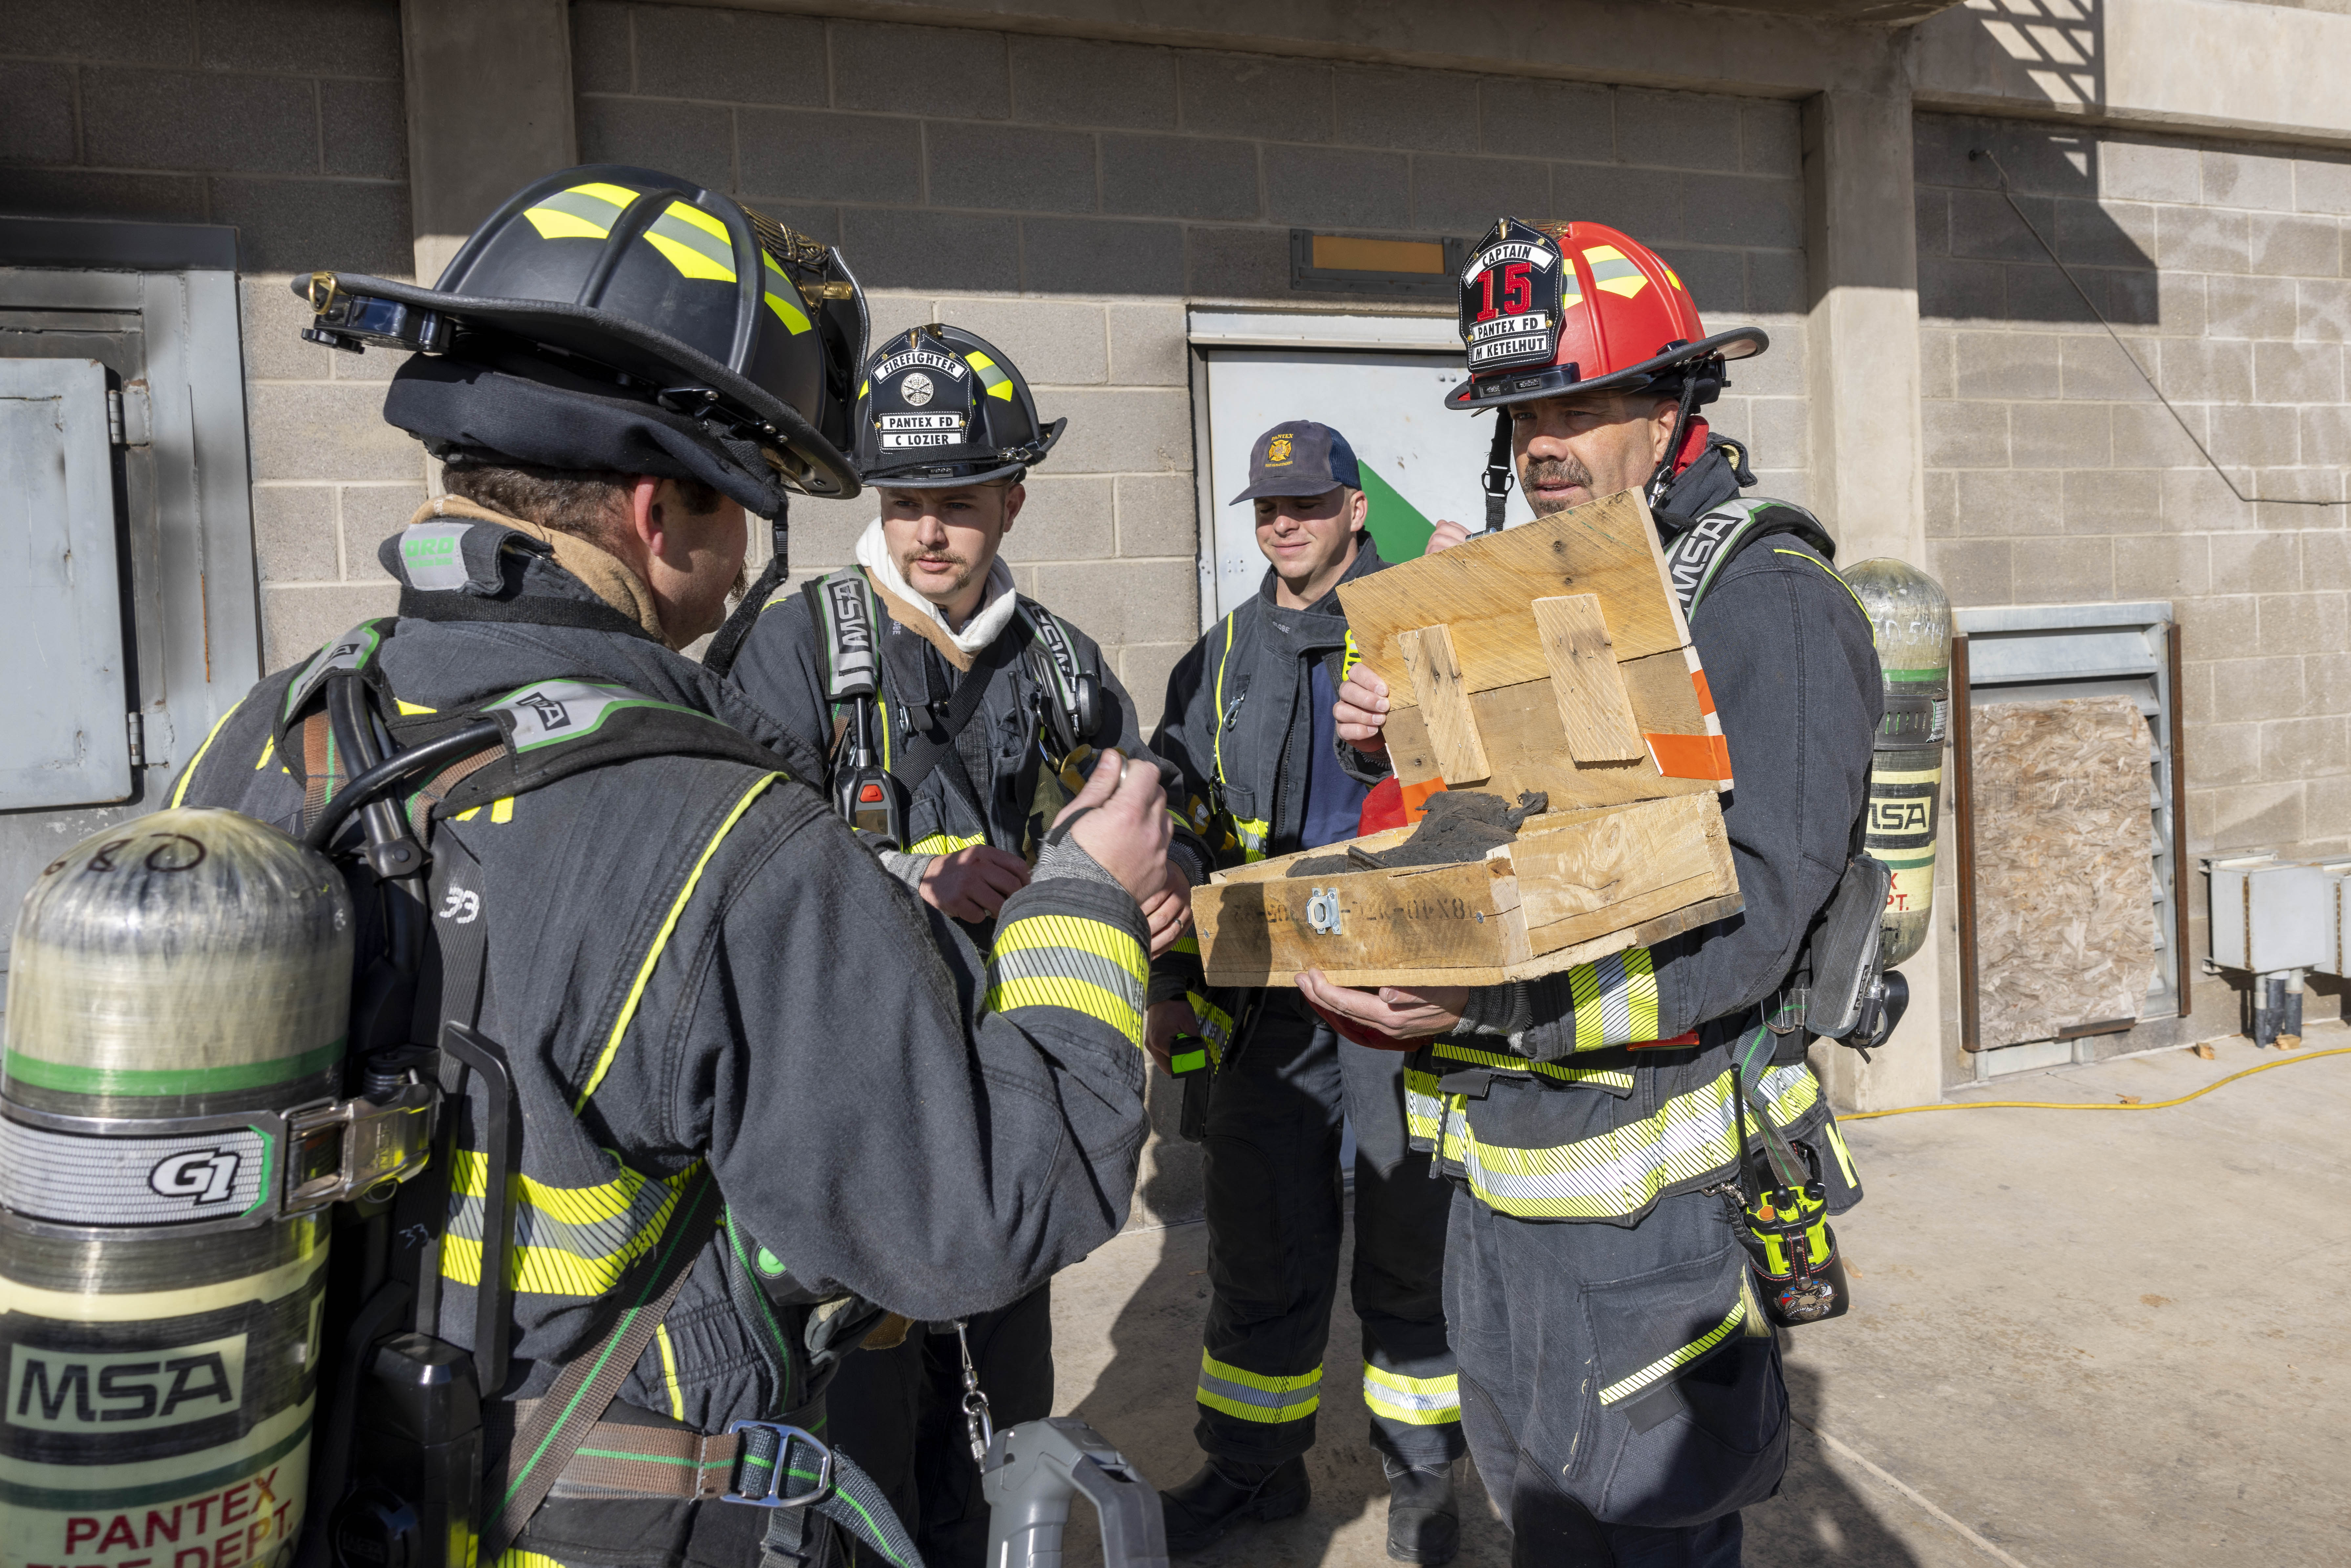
[1645,373,1706,510]
[1480,408,1514,534]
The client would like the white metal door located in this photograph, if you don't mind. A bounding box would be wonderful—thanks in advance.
[1197,344,1534,624]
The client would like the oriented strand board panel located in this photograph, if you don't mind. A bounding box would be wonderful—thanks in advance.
[1971,696,2160,1048]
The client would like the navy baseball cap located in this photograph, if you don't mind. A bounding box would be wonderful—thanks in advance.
[1229,420,1362,503]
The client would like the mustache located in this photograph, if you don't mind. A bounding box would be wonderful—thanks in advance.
[1523,456,1593,491]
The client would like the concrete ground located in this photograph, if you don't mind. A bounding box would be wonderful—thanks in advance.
[1046,1027,2351,1567]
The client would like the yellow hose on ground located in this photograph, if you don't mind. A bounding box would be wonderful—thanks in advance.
[1839,1045,2351,1121]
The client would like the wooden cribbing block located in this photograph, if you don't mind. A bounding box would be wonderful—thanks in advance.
[1398,624,1491,785]
[1532,593,1646,763]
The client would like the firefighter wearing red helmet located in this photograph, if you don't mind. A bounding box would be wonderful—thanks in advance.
[1317,219,1883,1566]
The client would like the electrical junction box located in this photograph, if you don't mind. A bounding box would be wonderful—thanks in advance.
[2312,860,2351,979]
[2204,854,2328,974]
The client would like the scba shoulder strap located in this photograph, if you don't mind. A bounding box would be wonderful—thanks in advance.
[1659,499,1839,618]
[800,564,1101,788]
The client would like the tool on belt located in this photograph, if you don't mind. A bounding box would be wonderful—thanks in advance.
[1727,1029,1851,1328]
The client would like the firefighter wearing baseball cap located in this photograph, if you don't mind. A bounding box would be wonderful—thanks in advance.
[1319,219,1881,1566]
[1148,421,1465,1563]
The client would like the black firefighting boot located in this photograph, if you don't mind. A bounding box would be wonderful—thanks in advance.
[1384,1457,1460,1565]
[1158,1455,1312,1554]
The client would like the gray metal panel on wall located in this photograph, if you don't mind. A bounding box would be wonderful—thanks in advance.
[0,228,260,998]
[0,357,129,809]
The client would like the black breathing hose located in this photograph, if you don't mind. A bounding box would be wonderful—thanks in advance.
[301,720,506,853]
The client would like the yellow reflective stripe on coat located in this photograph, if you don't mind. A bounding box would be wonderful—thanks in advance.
[439,1149,699,1297]
[1404,1066,1443,1145]
[1440,1062,1820,1221]
[986,914,1147,1049]
[1196,1350,1320,1424]
[1430,1040,1634,1092]
[576,774,785,1108]
[1597,1296,1746,1407]
[909,831,988,855]
[656,1323,687,1421]
[497,1553,567,1568]
[1183,990,1235,1067]
[1362,1364,1459,1426]
[170,704,239,807]
[1568,946,1659,1050]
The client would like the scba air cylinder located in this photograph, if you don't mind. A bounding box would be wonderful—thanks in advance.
[1841,559,1953,969]
[0,810,350,1568]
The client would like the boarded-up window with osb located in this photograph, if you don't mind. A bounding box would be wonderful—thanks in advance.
[1971,695,2159,1048]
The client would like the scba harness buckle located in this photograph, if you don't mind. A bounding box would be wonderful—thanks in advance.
[722,1421,834,1509]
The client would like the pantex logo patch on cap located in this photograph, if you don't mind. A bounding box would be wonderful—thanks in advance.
[1267,433,1295,464]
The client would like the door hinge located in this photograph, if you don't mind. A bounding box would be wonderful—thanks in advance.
[126,711,145,768]
[105,383,151,447]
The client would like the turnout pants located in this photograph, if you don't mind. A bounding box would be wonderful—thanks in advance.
[824,1283,1055,1568]
[1194,991,1463,1470]
[1446,1187,1788,1567]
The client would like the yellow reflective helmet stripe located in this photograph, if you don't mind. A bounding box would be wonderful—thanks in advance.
[576,773,785,1108]
[521,182,636,241]
[642,201,736,283]
[1362,1364,1460,1426]
[760,253,813,335]
[1597,1295,1746,1406]
[963,350,1017,401]
[1197,1350,1320,1423]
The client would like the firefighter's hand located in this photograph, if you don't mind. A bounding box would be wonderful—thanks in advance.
[1334,665,1391,754]
[1139,858,1194,957]
[1057,748,1176,906]
[918,845,1031,922]
[1144,998,1199,1075]
[1296,969,1468,1042]
[1425,519,1474,554]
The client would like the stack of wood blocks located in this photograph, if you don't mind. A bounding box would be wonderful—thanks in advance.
[1193,489,1745,988]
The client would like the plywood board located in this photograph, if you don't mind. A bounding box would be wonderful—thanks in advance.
[1969,696,2159,1048]
[1532,593,1645,763]
[1398,624,1492,785]
[1195,793,1741,987]
[1338,489,1690,699]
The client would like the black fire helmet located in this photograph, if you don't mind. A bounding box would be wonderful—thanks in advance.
[295,165,869,514]
[851,325,1066,490]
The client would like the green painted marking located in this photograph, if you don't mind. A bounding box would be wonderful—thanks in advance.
[1883,666,1950,682]
[4,1037,344,1097]
[239,1120,278,1219]
[1358,465,1435,563]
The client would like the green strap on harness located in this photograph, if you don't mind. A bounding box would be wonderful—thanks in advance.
[483,1167,724,1558]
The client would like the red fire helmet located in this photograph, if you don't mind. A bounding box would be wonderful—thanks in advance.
[1445,218,1767,413]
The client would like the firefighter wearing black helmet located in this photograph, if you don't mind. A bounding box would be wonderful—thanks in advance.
[711,323,1210,1568]
[169,166,1177,1568]
[1317,219,1881,1568]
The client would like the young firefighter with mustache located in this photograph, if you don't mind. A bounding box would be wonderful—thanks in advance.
[715,324,1209,1568]
[1317,219,1880,1568]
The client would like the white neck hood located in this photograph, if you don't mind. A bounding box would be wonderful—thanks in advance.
[854,517,1022,656]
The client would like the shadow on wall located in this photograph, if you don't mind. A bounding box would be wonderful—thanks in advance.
[1915,112,2161,328]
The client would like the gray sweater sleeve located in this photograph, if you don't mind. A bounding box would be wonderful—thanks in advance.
[1477,547,1881,1058]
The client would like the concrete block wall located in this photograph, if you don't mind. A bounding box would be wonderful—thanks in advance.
[572,3,1818,724]
[0,0,425,672]
[1915,112,2351,1048]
